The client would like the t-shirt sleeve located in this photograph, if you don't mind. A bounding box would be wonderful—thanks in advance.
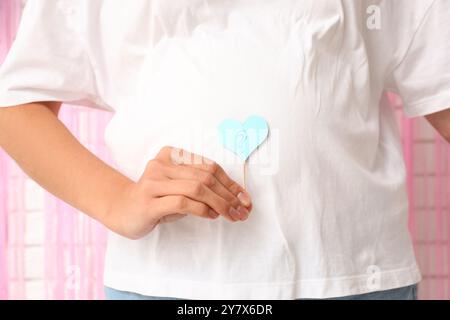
[390,0,450,118]
[0,0,112,111]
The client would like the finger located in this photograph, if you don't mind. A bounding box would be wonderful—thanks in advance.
[187,160,252,208]
[148,180,244,221]
[166,149,252,207]
[162,165,241,208]
[152,196,220,220]
[156,146,200,166]
[155,147,252,211]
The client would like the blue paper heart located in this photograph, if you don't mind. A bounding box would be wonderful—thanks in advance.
[218,115,269,161]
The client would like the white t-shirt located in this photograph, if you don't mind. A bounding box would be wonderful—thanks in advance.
[1,0,450,299]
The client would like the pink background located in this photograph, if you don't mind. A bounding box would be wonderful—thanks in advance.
[0,0,449,300]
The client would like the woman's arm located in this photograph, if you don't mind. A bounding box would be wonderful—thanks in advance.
[425,108,450,143]
[0,103,251,239]
[0,102,134,228]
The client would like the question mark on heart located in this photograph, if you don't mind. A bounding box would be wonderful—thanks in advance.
[218,115,269,189]
[236,130,248,156]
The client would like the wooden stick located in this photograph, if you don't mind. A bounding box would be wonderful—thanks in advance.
[243,160,248,190]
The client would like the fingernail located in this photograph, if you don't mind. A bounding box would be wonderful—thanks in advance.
[237,191,252,207]
[228,207,240,221]
[209,210,219,219]
[237,206,250,221]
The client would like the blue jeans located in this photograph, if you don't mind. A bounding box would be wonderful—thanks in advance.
[104,284,418,300]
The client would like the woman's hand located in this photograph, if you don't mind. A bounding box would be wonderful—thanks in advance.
[0,104,250,240]
[105,146,253,239]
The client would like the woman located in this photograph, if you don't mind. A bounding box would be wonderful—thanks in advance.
[1,0,450,300]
